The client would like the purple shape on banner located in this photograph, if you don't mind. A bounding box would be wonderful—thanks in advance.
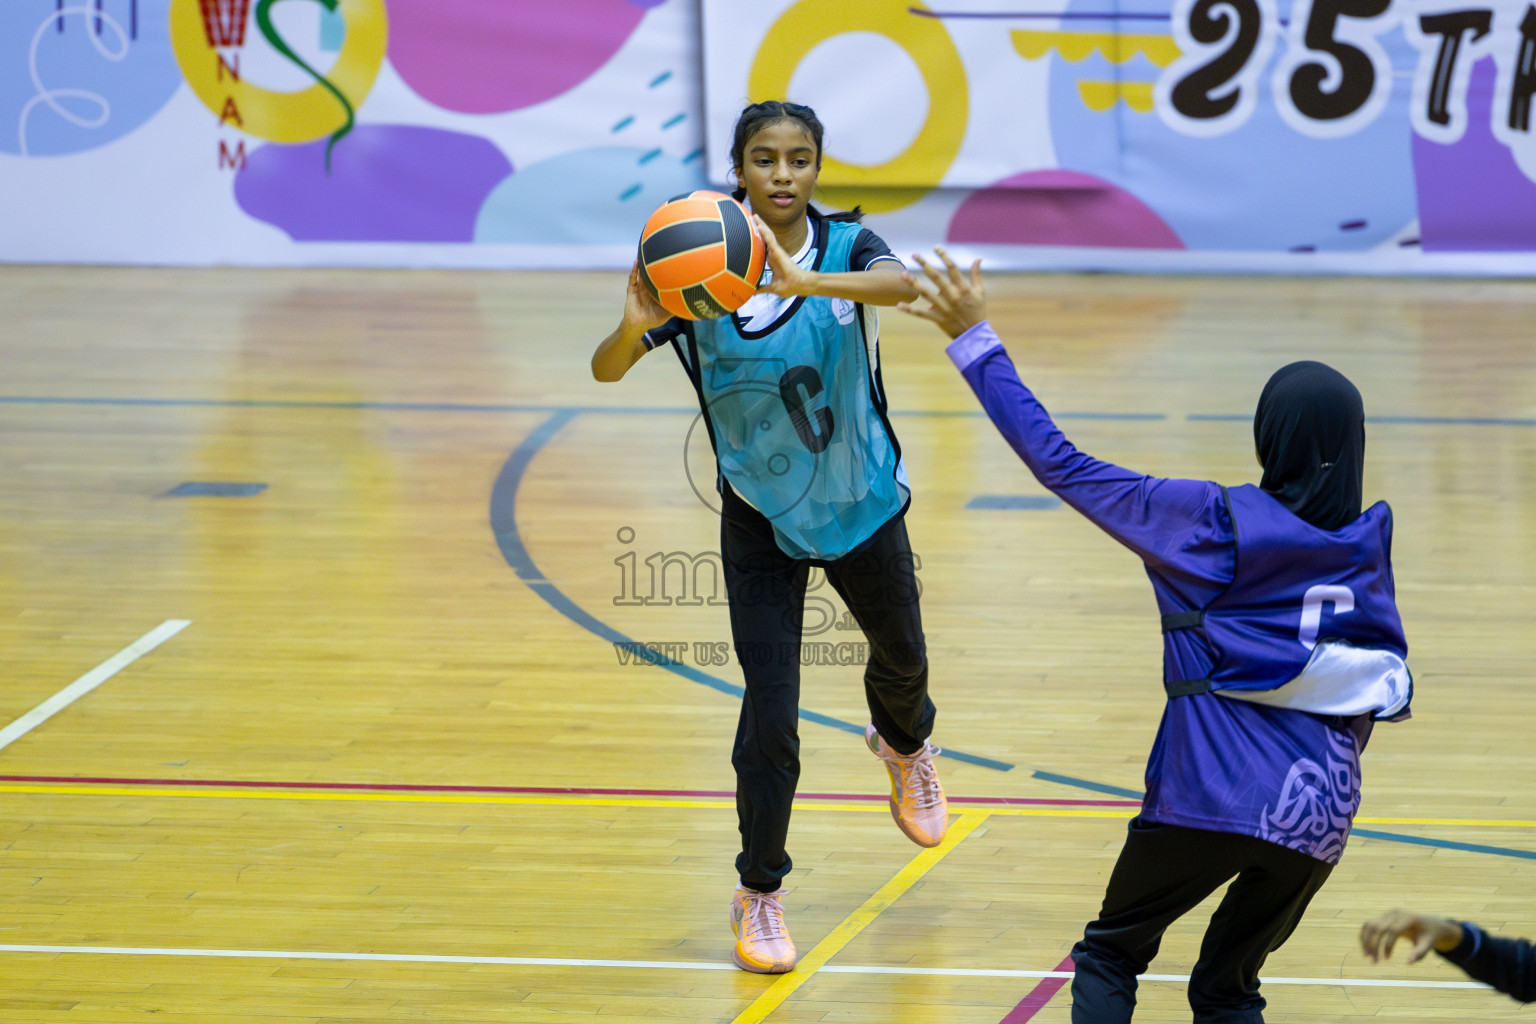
[388,0,649,115]
[1413,59,1536,252]
[233,125,513,243]
[948,170,1184,249]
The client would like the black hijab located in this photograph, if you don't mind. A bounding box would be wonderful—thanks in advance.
[1253,361,1366,531]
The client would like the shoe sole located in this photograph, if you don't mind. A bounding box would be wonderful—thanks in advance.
[732,946,797,973]
[889,804,948,847]
[731,903,797,974]
[869,726,949,848]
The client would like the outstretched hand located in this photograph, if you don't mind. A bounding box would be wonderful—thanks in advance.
[752,215,813,297]
[1359,910,1464,965]
[897,247,986,339]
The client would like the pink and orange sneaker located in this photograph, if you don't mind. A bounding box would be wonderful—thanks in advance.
[866,723,949,847]
[729,885,797,974]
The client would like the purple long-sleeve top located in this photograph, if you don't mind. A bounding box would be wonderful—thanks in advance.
[949,321,1365,863]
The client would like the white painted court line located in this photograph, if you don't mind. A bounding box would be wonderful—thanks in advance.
[822,966,1488,989]
[0,945,739,970]
[0,620,191,751]
[0,945,1488,989]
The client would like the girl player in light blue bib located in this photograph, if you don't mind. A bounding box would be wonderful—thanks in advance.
[591,101,949,974]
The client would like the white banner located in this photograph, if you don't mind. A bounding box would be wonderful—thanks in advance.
[2,0,1535,273]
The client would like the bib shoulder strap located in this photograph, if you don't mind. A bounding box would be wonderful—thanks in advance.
[1161,610,1205,632]
[1164,677,1212,697]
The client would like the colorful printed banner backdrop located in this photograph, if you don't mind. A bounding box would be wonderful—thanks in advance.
[3,0,1535,273]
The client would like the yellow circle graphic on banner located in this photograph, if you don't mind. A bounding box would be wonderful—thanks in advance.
[748,0,967,214]
[170,0,387,144]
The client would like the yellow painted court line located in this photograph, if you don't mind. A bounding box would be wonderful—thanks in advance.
[729,811,991,1024]
[0,786,1129,819]
[3,785,1536,831]
[800,802,1136,819]
[0,792,737,810]
[0,785,1117,816]
[1357,816,1536,828]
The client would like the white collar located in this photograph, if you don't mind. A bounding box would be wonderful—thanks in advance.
[743,206,814,268]
[782,218,814,266]
[735,214,816,332]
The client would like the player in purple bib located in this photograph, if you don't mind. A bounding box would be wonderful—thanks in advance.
[899,250,1411,1024]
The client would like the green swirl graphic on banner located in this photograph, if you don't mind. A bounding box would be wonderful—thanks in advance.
[255,0,353,169]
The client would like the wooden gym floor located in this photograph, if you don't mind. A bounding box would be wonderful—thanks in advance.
[2,263,1535,1022]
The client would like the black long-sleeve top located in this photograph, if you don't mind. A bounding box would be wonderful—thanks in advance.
[1442,923,1536,1002]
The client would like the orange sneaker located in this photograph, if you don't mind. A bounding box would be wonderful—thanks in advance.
[730,885,797,974]
[866,723,949,847]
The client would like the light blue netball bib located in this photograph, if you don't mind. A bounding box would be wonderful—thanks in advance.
[681,217,908,560]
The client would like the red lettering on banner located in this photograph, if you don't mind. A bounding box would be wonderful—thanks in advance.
[199,0,251,48]
[218,139,247,171]
[203,5,250,175]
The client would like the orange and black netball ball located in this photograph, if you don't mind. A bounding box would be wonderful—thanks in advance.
[637,190,766,320]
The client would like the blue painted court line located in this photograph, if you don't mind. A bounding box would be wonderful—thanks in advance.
[12,398,1536,429]
[1035,772,1536,860]
[0,397,704,414]
[1189,413,1536,427]
[161,482,267,498]
[489,410,579,583]
[0,397,1162,421]
[1056,412,1164,420]
[1351,828,1536,860]
[488,410,1014,773]
[1370,415,1536,426]
[895,409,1164,420]
[1032,771,1144,800]
[968,495,1062,511]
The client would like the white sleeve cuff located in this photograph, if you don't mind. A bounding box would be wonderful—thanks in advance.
[945,320,1003,371]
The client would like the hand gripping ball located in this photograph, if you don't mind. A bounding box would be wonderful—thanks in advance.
[637,190,767,320]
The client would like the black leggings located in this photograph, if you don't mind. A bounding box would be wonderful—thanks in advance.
[1071,817,1334,1023]
[721,486,934,892]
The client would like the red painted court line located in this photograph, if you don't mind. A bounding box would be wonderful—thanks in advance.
[898,794,1139,808]
[999,955,1076,1022]
[0,774,1140,807]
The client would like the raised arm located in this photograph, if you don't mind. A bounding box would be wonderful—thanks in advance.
[900,248,1219,564]
[752,215,918,307]
[591,261,672,382]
